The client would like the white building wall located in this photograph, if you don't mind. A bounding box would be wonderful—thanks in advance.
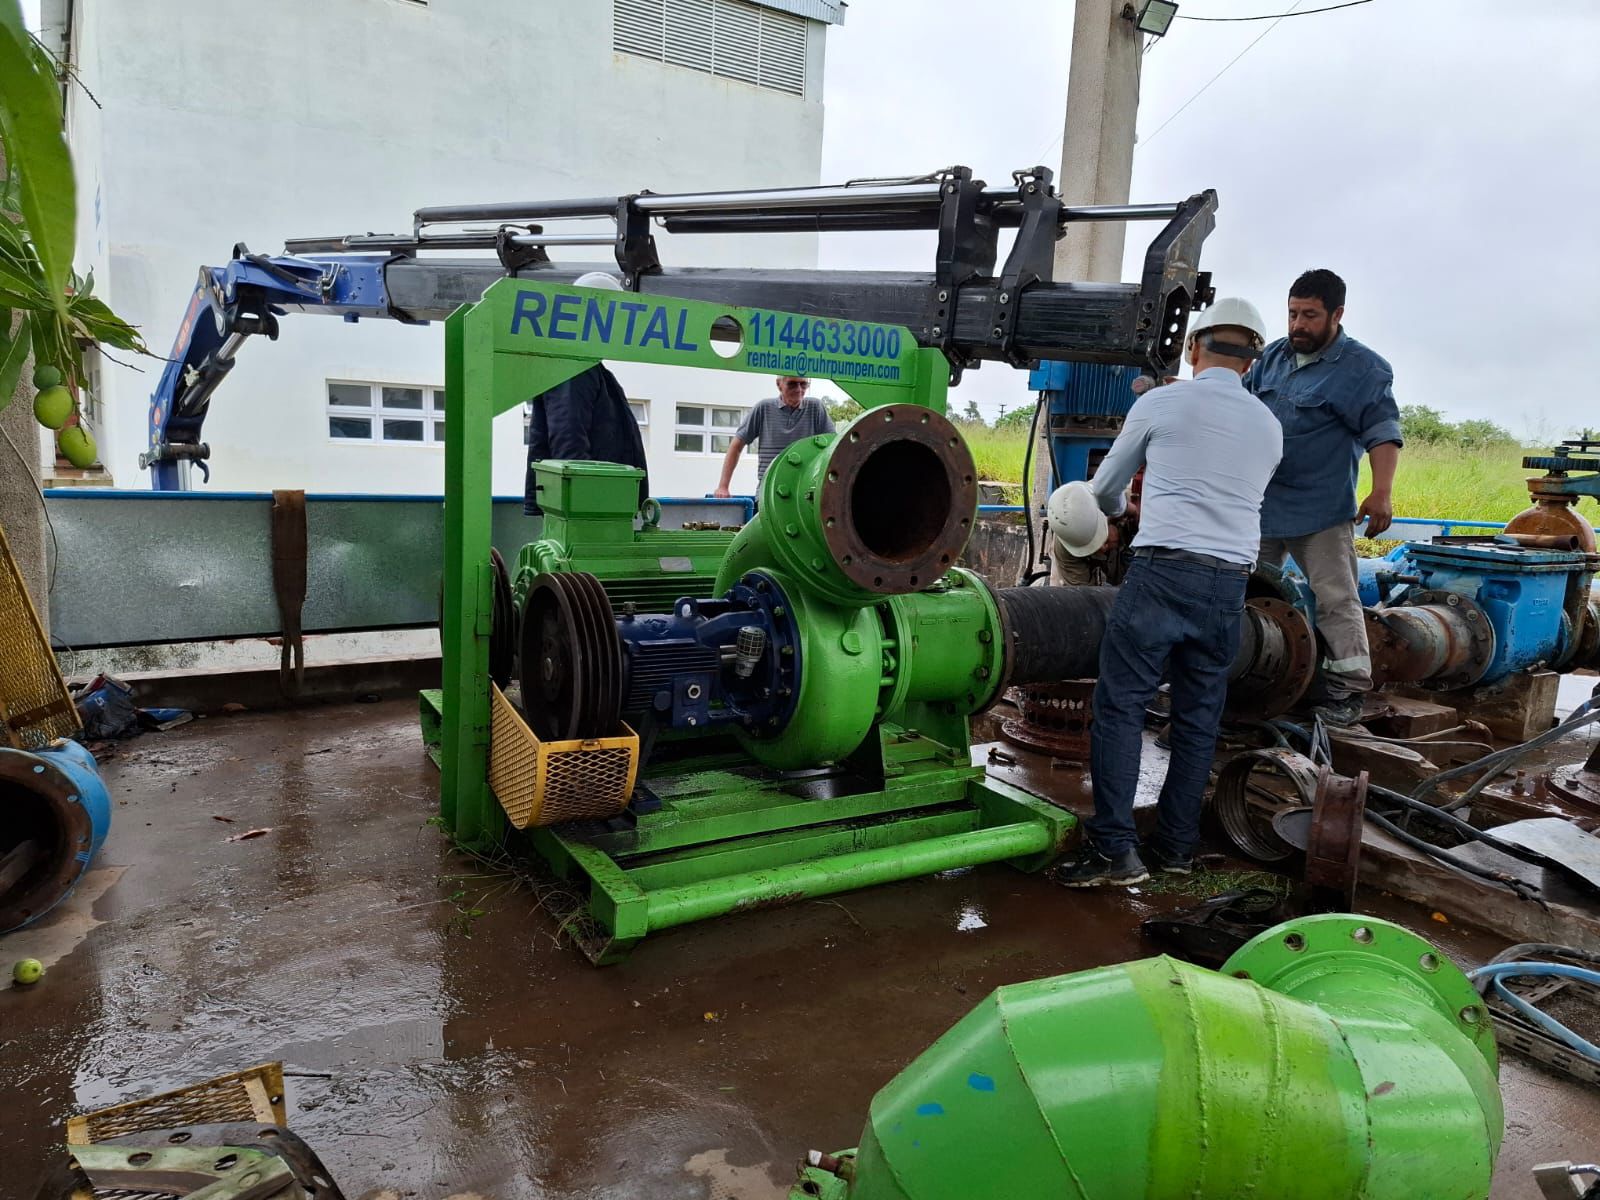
[58,0,830,498]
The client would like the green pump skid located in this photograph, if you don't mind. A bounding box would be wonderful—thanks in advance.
[792,915,1504,1200]
[429,279,1074,963]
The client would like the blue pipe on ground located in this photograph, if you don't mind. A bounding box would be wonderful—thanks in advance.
[0,739,112,933]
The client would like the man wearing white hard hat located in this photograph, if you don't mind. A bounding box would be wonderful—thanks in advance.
[1055,298,1283,887]
[523,272,650,516]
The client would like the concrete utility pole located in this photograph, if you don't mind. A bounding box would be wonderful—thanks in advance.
[1030,0,1144,577]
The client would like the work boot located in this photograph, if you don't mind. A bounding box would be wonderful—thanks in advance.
[1143,842,1194,876]
[1311,694,1366,727]
[1055,845,1150,888]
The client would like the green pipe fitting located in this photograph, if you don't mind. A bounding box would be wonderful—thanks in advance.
[716,405,979,608]
[877,568,1007,721]
[795,915,1502,1200]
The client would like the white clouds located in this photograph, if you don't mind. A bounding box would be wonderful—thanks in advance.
[819,0,1600,435]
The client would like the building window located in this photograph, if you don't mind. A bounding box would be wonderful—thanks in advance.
[523,398,650,445]
[674,403,741,454]
[615,0,808,96]
[327,381,445,444]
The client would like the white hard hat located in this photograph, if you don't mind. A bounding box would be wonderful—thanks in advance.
[1186,296,1268,354]
[1047,481,1109,558]
[573,271,623,290]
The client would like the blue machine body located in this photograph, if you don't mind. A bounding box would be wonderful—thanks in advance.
[0,739,113,932]
[615,573,801,734]
[1027,360,1142,487]
[1403,542,1587,678]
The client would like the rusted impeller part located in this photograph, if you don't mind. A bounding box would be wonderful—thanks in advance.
[1000,680,1096,760]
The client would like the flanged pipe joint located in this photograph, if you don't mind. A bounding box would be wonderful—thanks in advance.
[793,915,1503,1200]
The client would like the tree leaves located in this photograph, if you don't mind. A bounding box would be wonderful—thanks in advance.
[0,305,30,413]
[0,0,73,322]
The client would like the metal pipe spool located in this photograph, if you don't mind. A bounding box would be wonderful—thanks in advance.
[1225,597,1316,721]
[1209,747,1322,863]
[1365,590,1495,689]
[518,571,624,740]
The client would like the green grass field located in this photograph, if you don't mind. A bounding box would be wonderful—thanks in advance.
[966,428,1540,524]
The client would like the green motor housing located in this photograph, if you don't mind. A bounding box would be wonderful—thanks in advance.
[516,459,738,612]
[796,915,1502,1200]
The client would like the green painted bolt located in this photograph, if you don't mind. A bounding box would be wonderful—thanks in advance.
[785,523,801,538]
[977,630,993,644]
[778,485,793,499]
[787,450,804,465]
[841,631,863,655]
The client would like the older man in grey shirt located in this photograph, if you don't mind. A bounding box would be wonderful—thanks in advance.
[1058,298,1283,887]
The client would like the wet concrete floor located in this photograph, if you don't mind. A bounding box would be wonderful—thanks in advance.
[2,698,1597,1198]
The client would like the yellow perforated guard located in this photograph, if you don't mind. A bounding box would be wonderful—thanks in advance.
[65,1063,288,1145]
[0,522,78,749]
[489,684,638,828]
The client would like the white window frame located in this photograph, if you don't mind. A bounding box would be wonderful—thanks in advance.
[326,381,445,445]
[674,403,742,455]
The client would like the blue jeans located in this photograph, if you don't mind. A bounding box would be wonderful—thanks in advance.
[1088,556,1246,859]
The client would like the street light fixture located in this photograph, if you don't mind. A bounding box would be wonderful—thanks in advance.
[1133,1,1180,37]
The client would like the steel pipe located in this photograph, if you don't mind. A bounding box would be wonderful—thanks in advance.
[0,740,112,933]
[1366,594,1494,689]
[643,820,1053,931]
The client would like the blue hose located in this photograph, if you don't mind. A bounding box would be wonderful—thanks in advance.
[1468,962,1600,1063]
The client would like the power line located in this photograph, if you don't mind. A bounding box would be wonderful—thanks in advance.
[1139,0,1304,146]
[1177,0,1372,20]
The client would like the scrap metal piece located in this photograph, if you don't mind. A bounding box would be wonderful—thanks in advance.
[70,1140,295,1200]
[1485,818,1600,893]
[1210,747,1321,862]
[38,1122,345,1200]
[1533,1162,1600,1200]
[1305,767,1368,910]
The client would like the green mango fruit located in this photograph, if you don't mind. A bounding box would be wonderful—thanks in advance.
[32,385,74,430]
[31,364,63,390]
[57,424,98,469]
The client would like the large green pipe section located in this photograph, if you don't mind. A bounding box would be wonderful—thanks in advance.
[794,915,1502,1200]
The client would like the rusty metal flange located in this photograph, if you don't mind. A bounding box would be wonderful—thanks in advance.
[1000,680,1095,760]
[1226,596,1316,721]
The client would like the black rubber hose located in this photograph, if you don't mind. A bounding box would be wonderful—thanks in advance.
[996,584,1120,685]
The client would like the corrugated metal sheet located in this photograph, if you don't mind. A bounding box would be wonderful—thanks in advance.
[750,0,846,25]
[615,0,816,95]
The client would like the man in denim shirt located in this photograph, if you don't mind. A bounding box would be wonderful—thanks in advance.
[1248,269,1402,726]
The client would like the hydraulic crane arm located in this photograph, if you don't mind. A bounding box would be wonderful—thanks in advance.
[143,165,1217,488]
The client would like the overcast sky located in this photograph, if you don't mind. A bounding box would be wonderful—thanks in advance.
[817,0,1600,436]
[21,0,1596,437]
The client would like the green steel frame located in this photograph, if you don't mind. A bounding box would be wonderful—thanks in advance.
[437,279,1072,962]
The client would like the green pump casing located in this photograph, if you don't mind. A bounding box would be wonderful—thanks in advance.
[796,915,1503,1200]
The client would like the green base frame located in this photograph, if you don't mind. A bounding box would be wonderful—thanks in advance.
[421,693,1072,965]
[532,735,1072,965]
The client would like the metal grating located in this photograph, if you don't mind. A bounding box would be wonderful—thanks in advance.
[66,1064,287,1146]
[489,685,638,828]
[0,522,79,749]
[615,0,808,95]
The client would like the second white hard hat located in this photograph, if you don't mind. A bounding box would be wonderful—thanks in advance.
[1047,480,1110,558]
[1187,296,1268,350]
[573,271,623,290]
